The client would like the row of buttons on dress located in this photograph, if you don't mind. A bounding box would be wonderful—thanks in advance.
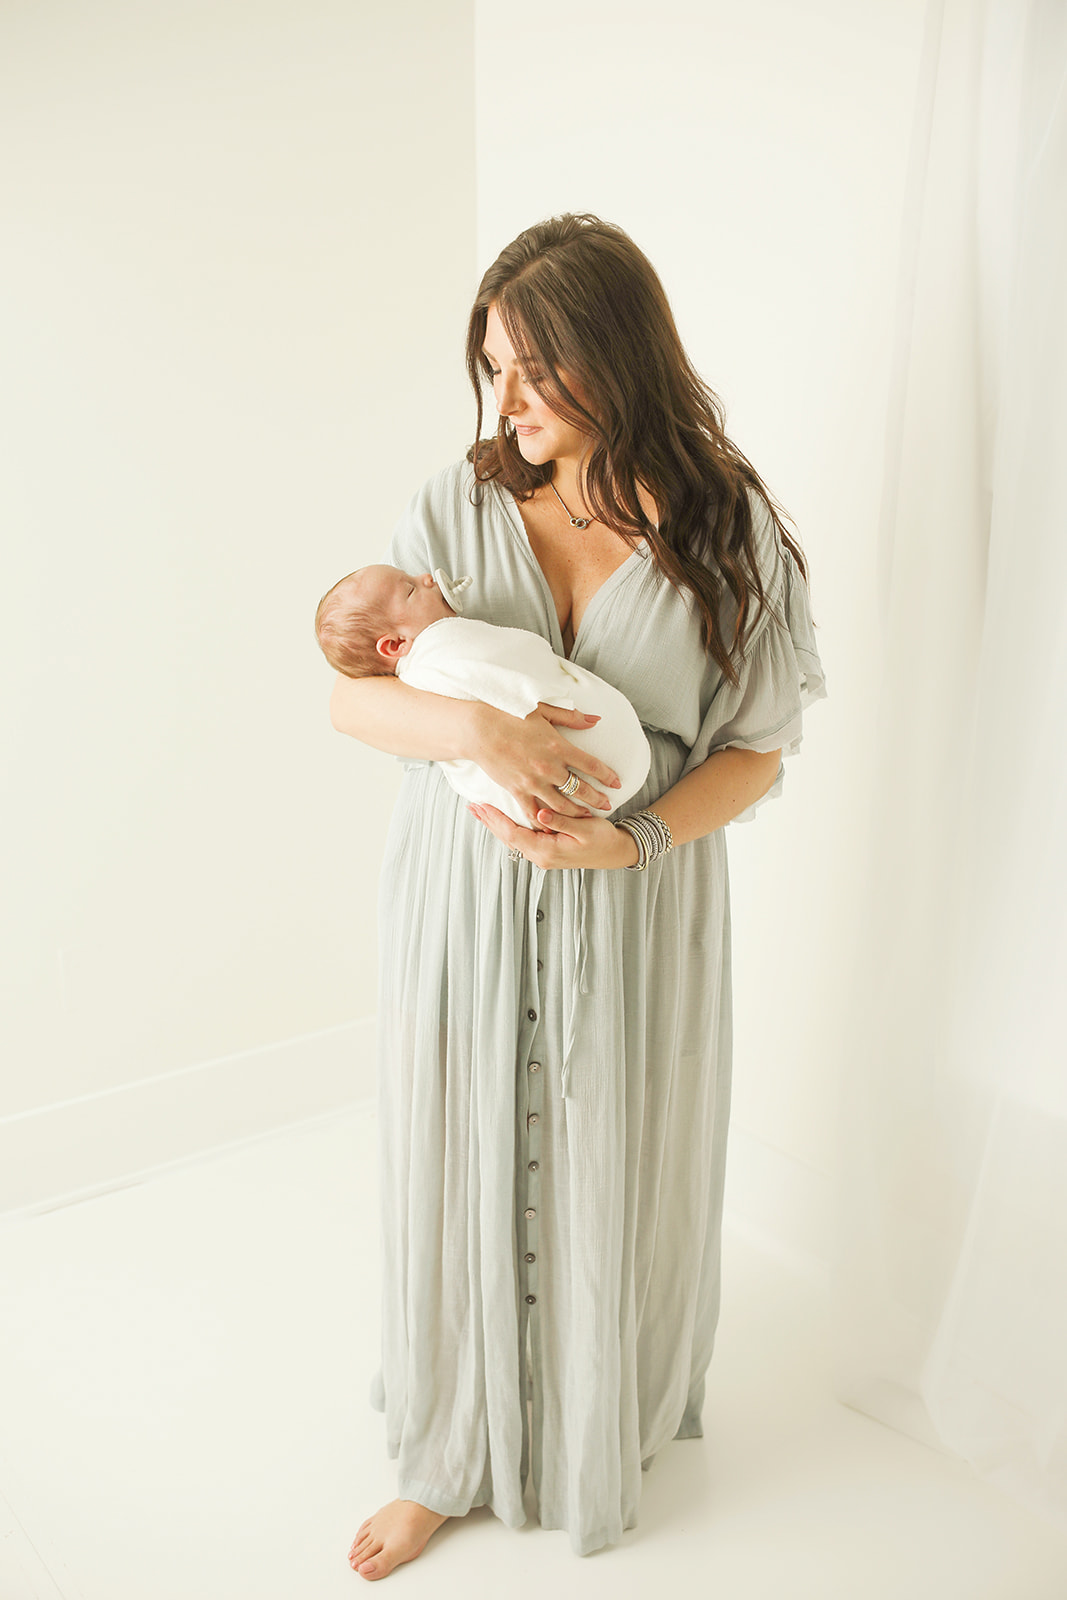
[521,906,546,1311]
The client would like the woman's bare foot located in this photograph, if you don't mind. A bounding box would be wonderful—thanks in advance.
[348,1499,450,1580]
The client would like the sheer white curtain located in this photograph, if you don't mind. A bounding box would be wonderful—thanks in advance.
[831,0,1067,1524]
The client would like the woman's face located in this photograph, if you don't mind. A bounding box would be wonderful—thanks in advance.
[482,302,591,467]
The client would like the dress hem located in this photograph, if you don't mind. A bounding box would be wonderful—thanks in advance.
[395,1475,529,1529]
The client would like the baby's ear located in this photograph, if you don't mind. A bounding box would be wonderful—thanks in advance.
[375,634,408,663]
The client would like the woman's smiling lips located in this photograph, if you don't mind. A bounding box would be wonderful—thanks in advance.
[514,424,541,435]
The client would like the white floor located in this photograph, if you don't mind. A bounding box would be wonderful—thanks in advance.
[2,1109,1067,1600]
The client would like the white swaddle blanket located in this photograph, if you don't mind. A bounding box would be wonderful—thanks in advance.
[395,577,651,828]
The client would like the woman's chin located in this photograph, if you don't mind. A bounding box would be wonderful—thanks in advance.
[515,433,550,463]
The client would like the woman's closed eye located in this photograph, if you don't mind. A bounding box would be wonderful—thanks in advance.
[487,364,535,384]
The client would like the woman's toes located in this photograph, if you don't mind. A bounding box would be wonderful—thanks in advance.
[356,1532,403,1580]
[349,1532,376,1567]
[355,1541,383,1576]
[349,1500,448,1580]
[357,1545,388,1579]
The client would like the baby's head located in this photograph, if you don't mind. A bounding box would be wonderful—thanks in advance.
[315,565,455,678]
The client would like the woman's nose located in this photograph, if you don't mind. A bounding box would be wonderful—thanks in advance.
[496,373,522,416]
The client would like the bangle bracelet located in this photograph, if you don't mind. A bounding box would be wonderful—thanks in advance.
[615,819,647,870]
[615,808,674,871]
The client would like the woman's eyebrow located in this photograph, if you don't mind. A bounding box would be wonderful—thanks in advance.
[481,346,536,366]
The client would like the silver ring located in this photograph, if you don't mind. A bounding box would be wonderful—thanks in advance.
[507,846,524,862]
[556,771,581,799]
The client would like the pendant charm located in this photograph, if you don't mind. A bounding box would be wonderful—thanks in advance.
[548,478,593,529]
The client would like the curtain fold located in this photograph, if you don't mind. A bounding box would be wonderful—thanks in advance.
[831,0,1067,1526]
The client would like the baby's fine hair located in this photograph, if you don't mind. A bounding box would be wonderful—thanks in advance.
[315,571,395,679]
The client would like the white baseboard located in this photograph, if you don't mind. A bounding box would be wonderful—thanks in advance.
[0,1018,375,1221]
[723,1119,834,1280]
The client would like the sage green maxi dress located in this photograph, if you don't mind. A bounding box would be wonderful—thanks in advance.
[368,458,827,1556]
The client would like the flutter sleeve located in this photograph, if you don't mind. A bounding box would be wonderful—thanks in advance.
[378,478,433,572]
[678,490,828,823]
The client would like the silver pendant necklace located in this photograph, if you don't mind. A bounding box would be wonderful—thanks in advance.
[548,479,593,529]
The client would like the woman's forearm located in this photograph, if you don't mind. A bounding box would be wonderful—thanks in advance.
[474,743,786,867]
[330,674,618,820]
[647,746,783,846]
[329,672,488,762]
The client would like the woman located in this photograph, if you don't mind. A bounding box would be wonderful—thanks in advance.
[336,213,827,1578]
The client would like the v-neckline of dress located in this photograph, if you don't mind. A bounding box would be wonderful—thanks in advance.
[491,478,648,662]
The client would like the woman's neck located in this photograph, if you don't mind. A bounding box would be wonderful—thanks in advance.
[549,455,660,530]
[548,454,592,516]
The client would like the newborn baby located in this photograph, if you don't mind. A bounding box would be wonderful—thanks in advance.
[315,564,651,829]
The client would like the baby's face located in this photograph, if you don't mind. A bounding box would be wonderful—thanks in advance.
[356,565,454,644]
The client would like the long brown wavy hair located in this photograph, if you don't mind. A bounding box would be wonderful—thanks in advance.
[464,213,812,688]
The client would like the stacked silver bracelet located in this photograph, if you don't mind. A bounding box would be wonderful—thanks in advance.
[615,808,674,871]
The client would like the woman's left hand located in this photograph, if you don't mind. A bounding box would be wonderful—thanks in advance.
[468,804,640,870]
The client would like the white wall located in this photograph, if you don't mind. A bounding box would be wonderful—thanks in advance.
[476,0,927,1264]
[1,0,475,1209]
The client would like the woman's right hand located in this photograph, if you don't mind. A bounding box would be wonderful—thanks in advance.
[472,703,621,827]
